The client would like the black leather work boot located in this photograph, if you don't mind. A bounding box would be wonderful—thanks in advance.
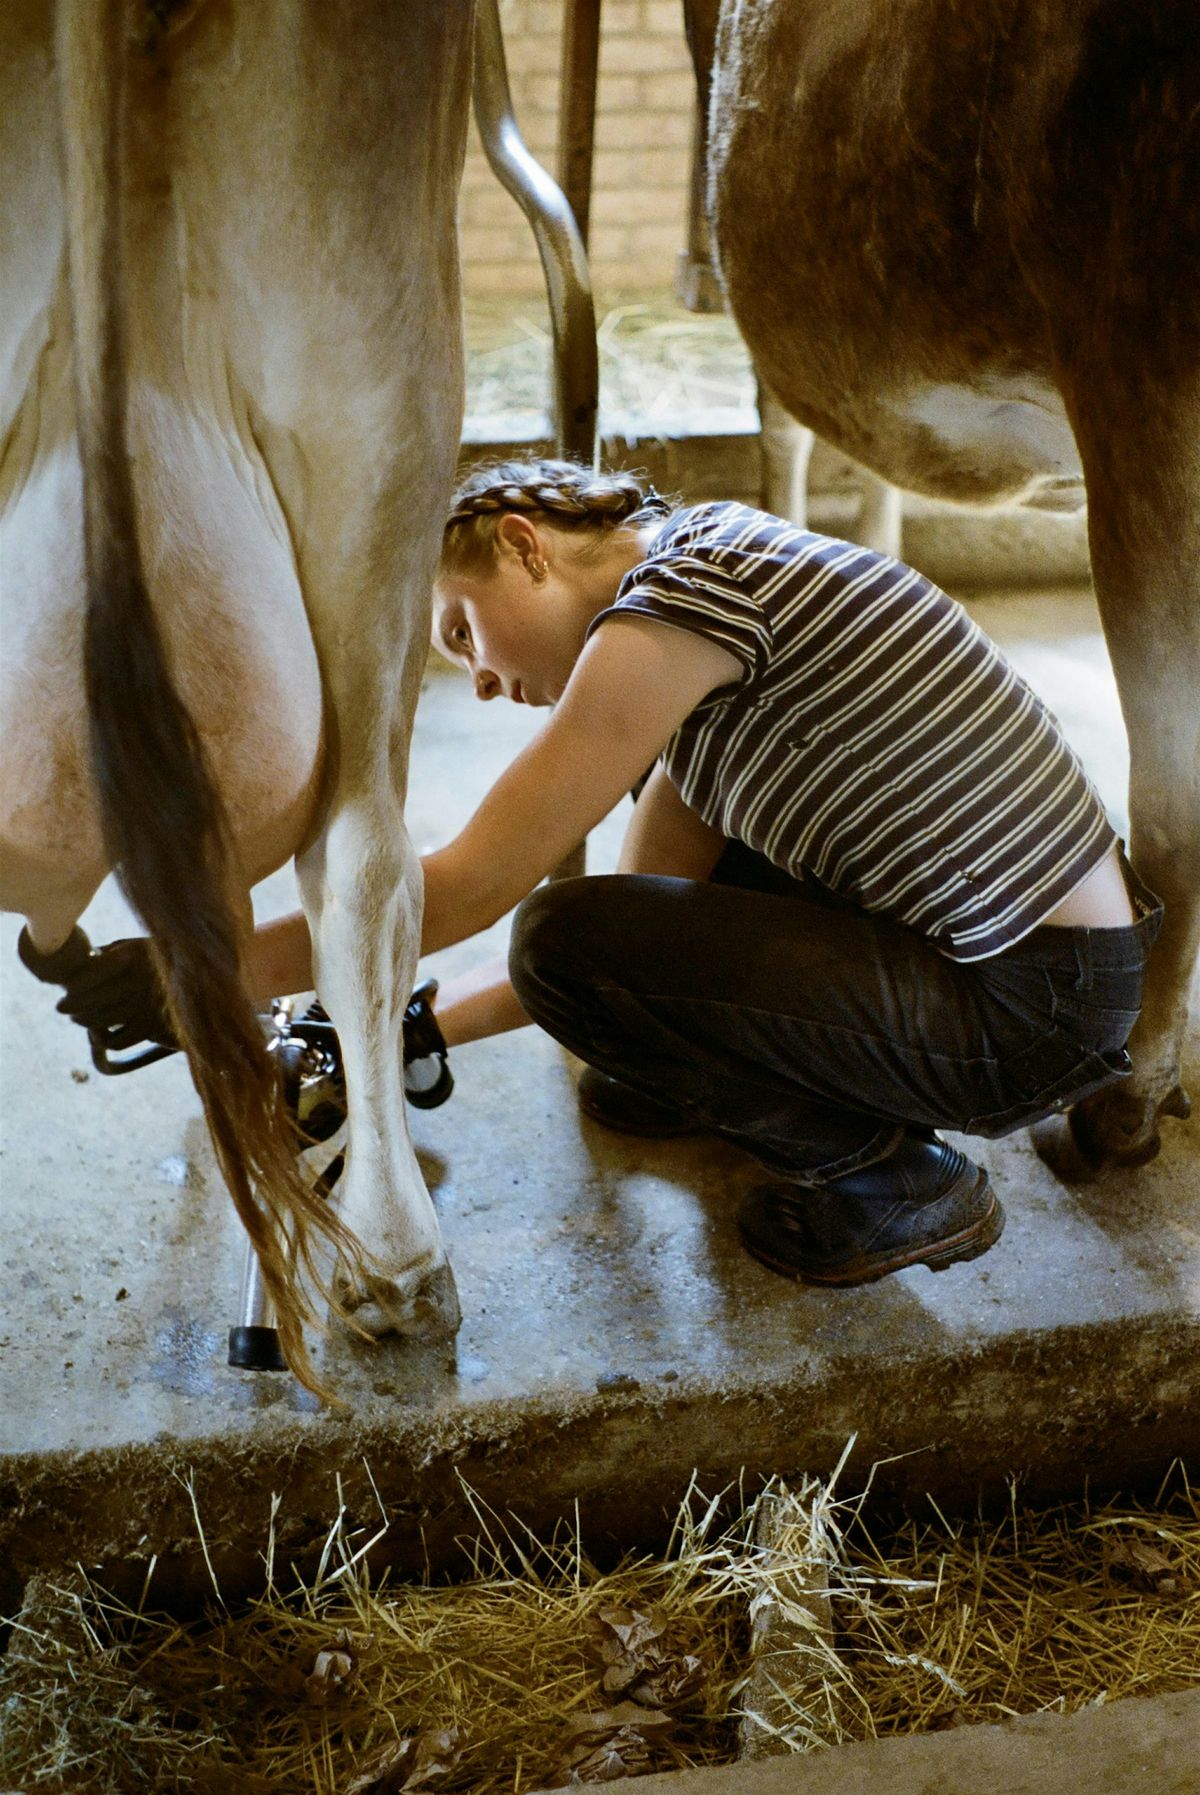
[737,1136,1004,1286]
[576,1065,704,1138]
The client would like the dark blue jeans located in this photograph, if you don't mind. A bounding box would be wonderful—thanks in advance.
[509,845,1161,1184]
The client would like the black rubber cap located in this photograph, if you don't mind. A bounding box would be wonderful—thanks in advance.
[17,924,92,985]
[227,1325,289,1371]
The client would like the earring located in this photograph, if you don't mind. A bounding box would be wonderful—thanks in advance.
[530,557,548,584]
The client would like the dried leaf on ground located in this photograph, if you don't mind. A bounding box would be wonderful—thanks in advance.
[552,1700,676,1783]
[592,1603,668,1663]
[590,1603,705,1708]
[1102,1539,1180,1594]
[305,1628,359,1706]
[345,1726,464,1794]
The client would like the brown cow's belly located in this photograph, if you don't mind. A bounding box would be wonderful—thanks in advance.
[709,0,1091,506]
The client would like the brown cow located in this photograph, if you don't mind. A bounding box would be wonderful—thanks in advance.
[686,0,1198,1169]
[1,0,473,1389]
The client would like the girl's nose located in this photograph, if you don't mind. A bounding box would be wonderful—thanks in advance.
[474,667,500,701]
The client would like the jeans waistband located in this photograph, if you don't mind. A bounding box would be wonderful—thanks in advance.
[1000,853,1162,974]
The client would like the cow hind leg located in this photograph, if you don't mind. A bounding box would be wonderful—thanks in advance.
[1037,362,1199,1175]
[757,379,902,555]
[187,1,474,1351]
[279,408,462,1345]
[297,767,460,1341]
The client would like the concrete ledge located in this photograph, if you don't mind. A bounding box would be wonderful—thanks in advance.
[3,1307,1196,1611]
[541,1687,1200,1795]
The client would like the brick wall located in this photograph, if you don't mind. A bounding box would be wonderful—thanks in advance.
[461,0,696,298]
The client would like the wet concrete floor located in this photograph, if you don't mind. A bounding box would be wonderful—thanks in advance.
[1,583,1196,1606]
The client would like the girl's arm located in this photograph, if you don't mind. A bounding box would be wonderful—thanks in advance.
[245,910,313,1000]
[429,769,727,1049]
[243,616,740,1000]
[618,762,727,878]
[420,615,740,954]
[430,954,530,1046]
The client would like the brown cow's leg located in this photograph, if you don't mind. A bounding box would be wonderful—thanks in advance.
[1019,3,1200,1173]
[1038,365,1199,1171]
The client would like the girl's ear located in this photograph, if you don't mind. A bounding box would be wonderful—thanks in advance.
[495,511,543,571]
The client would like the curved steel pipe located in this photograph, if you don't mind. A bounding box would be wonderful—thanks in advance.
[473,0,599,466]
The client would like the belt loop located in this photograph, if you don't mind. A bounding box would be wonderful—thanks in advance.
[1073,933,1091,992]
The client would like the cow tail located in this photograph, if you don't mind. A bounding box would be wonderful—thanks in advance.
[54,0,366,1400]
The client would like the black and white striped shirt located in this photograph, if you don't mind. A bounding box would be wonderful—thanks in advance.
[588,502,1115,962]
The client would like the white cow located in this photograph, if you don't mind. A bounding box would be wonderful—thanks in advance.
[687,0,1199,1170]
[0,0,473,1390]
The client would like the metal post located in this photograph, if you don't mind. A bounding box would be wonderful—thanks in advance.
[557,0,602,250]
[472,0,599,466]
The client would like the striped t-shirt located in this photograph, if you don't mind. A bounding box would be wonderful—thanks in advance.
[587,502,1115,962]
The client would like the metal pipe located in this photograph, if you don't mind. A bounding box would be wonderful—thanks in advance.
[556,0,601,249]
[472,0,599,466]
[227,1239,287,1370]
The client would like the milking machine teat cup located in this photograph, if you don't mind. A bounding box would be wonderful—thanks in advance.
[18,923,454,1374]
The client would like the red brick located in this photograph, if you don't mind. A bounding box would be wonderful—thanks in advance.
[642,1,685,33]
[459,223,534,263]
[599,108,692,149]
[465,262,547,297]
[600,33,693,75]
[460,184,529,227]
[638,69,698,111]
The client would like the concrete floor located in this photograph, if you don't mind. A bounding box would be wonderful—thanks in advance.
[1,584,1197,1614]
[541,1688,1200,1795]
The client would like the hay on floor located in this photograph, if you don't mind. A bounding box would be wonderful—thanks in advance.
[2,1461,1197,1793]
[0,1474,753,1794]
[830,1464,1200,1736]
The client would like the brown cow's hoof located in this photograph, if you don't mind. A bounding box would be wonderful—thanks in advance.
[1161,1084,1193,1122]
[1031,1081,1191,1182]
[1029,1113,1111,1182]
[336,1260,461,1341]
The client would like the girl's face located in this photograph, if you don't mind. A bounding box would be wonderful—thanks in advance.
[432,514,645,708]
[432,555,581,708]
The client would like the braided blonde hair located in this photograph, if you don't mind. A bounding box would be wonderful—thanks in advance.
[441,457,675,575]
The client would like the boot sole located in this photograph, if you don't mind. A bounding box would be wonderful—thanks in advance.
[741,1187,1006,1287]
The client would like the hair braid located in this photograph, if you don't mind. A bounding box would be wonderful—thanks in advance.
[441,457,674,573]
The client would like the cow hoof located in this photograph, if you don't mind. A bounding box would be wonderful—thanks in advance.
[1030,1106,1162,1181]
[1030,1079,1191,1182]
[1029,1113,1109,1183]
[1160,1083,1192,1122]
[336,1260,462,1341]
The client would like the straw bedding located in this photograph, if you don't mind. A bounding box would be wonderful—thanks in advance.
[463,294,756,434]
[2,1463,1195,1793]
[749,1459,1200,1753]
